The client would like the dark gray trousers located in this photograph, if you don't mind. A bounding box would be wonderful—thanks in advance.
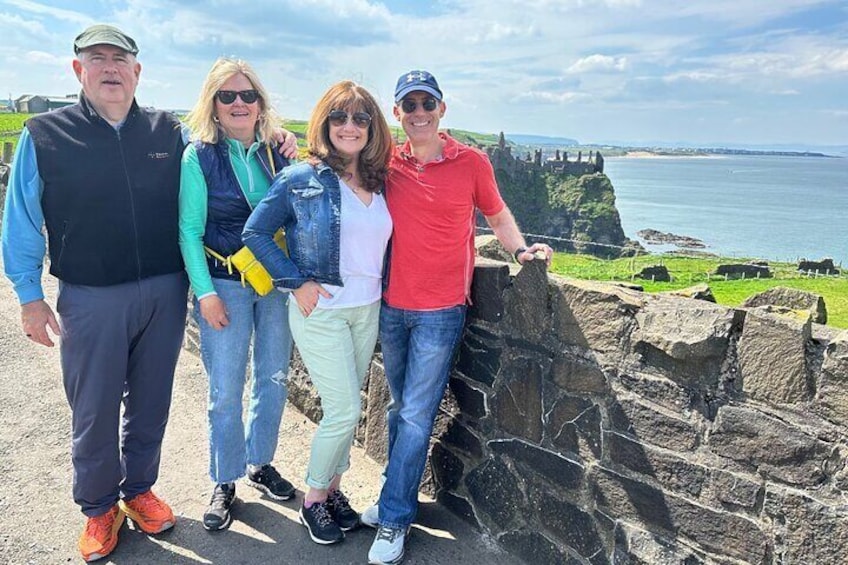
[57,272,188,517]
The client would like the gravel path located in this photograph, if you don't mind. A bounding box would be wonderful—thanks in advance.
[0,266,515,565]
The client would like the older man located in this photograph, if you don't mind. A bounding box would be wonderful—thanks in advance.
[1,25,187,561]
[365,70,552,565]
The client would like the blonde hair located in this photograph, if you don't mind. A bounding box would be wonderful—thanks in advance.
[183,57,279,144]
[306,80,393,193]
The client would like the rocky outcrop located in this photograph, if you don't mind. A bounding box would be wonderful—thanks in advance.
[637,229,706,249]
[635,265,670,282]
[484,141,635,259]
[715,261,772,279]
[798,258,840,275]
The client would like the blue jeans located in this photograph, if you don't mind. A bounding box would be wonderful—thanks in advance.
[377,302,467,528]
[195,279,293,484]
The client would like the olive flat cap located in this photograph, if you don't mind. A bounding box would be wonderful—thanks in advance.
[73,24,139,55]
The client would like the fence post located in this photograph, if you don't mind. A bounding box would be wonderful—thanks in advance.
[2,142,12,164]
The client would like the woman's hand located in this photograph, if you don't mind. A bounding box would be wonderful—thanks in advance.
[273,128,299,159]
[199,295,229,330]
[292,281,333,317]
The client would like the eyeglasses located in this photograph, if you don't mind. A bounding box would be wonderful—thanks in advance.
[400,97,438,113]
[328,109,372,129]
[215,89,259,104]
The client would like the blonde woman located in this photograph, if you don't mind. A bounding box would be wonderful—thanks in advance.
[179,58,294,531]
[244,81,393,544]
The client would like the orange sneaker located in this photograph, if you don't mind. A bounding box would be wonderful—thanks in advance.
[78,505,125,562]
[119,491,176,534]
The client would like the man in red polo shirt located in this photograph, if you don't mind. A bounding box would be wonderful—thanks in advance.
[366,70,552,565]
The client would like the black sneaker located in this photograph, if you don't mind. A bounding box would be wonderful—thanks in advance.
[246,464,295,501]
[327,489,360,531]
[299,501,345,545]
[203,483,236,531]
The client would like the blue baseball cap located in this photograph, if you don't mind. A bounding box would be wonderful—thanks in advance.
[394,70,443,103]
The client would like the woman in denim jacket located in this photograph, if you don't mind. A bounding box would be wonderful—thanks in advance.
[178,58,296,532]
[243,81,393,545]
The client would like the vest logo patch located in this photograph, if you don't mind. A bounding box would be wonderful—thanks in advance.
[148,152,170,159]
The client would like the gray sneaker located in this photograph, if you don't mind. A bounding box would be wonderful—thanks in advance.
[368,525,408,564]
[360,503,379,529]
[203,483,236,531]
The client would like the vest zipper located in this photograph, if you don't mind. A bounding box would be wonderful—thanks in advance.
[115,128,143,278]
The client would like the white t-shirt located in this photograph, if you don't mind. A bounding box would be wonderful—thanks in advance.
[317,179,393,309]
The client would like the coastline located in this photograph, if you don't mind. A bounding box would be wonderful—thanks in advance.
[617,151,724,159]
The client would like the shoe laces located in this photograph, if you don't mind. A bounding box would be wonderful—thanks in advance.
[210,484,233,505]
[376,525,403,543]
[328,489,351,510]
[131,491,165,513]
[260,464,283,485]
[309,502,335,527]
[85,508,117,539]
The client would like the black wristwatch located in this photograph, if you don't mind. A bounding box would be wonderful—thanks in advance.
[513,246,528,263]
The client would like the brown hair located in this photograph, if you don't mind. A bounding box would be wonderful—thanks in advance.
[306,80,392,193]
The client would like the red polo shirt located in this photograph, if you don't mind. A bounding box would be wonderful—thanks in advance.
[383,133,505,310]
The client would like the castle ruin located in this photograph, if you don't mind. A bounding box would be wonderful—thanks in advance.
[484,131,604,177]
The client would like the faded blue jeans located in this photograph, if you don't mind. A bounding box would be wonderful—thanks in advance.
[195,279,293,484]
[377,302,467,528]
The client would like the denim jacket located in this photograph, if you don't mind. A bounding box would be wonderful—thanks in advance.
[243,161,342,289]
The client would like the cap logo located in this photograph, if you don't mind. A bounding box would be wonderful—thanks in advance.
[406,72,429,83]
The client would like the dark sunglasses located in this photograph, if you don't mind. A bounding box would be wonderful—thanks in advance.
[215,89,259,104]
[328,109,372,128]
[400,97,438,113]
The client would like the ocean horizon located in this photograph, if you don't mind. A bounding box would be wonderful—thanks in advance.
[603,154,848,266]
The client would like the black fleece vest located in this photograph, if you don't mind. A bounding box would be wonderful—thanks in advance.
[26,96,185,286]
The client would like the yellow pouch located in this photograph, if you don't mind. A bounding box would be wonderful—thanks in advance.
[205,229,288,297]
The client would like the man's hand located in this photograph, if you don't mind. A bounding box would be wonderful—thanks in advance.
[199,295,229,331]
[292,281,333,318]
[272,128,299,159]
[516,243,553,266]
[21,300,61,347]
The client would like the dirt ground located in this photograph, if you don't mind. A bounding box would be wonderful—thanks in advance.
[0,267,516,565]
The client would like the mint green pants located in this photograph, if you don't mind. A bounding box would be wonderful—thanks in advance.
[288,299,380,489]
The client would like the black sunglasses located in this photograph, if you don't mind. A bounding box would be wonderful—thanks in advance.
[215,89,260,104]
[328,109,372,129]
[400,97,438,113]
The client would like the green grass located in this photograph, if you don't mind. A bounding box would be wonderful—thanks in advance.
[551,253,848,329]
[0,113,31,154]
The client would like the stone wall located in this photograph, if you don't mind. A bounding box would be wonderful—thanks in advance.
[283,257,848,564]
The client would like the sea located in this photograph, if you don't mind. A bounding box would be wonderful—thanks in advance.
[602,154,848,266]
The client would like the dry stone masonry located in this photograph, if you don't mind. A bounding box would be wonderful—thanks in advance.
[280,257,848,564]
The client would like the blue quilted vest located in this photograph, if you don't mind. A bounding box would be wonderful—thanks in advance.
[195,138,289,280]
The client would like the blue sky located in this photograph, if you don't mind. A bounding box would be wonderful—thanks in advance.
[1,0,846,148]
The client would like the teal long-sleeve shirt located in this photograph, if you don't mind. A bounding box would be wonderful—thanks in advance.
[178,138,279,299]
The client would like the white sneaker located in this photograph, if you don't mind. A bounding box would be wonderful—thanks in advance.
[361,503,379,529]
[368,525,407,565]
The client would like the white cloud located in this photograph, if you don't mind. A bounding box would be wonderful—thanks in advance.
[567,54,628,73]
[24,50,66,66]
[2,0,90,25]
[0,0,844,145]
[516,90,587,104]
[662,71,719,83]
